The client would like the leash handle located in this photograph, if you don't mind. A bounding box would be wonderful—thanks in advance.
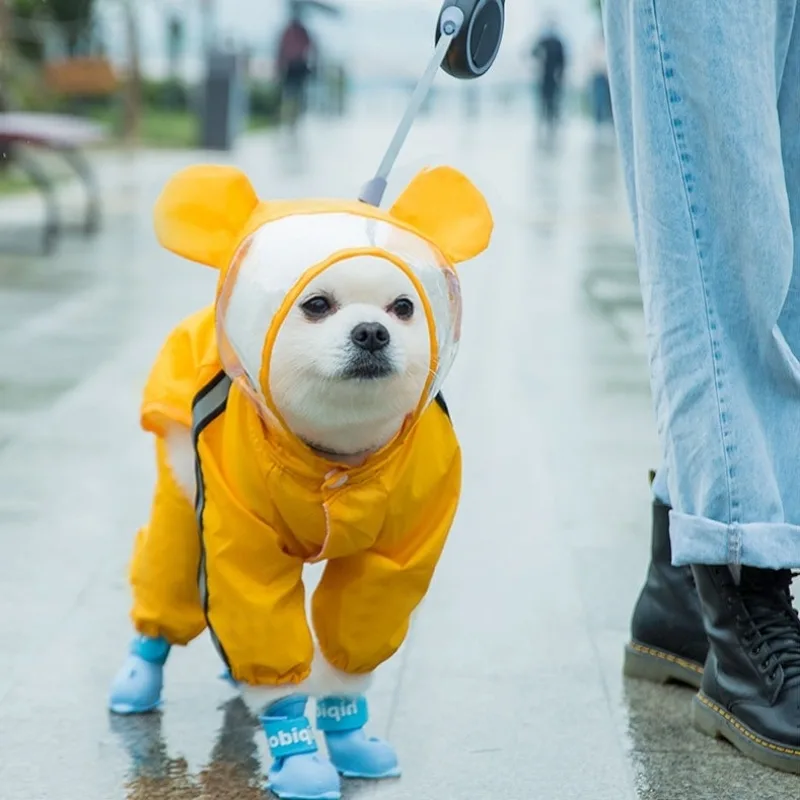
[358,7,465,207]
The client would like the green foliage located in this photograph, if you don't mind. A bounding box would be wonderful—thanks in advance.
[248,81,281,120]
[141,77,191,111]
[1,51,60,110]
[84,103,198,148]
[48,0,94,53]
[45,0,93,26]
[12,0,38,14]
[11,0,95,60]
[11,0,44,62]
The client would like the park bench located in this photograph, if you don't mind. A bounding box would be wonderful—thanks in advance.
[0,111,106,254]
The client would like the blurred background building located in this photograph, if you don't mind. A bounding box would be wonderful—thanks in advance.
[0,0,606,150]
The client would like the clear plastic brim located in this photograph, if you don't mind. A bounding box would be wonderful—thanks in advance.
[215,210,462,428]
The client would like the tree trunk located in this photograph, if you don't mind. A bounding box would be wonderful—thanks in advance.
[0,0,12,168]
[120,0,141,144]
[0,0,10,93]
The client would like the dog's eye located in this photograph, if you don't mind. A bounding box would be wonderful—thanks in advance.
[389,298,414,320]
[301,296,333,318]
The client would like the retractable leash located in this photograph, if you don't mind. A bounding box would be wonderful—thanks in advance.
[358,0,506,208]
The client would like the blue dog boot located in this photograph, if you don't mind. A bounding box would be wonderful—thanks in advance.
[262,695,341,800]
[108,635,170,715]
[317,696,401,780]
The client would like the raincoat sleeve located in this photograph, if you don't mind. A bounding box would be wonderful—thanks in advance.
[310,445,462,675]
[130,307,220,646]
[130,435,206,645]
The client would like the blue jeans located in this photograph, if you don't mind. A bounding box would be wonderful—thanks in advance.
[603,0,800,568]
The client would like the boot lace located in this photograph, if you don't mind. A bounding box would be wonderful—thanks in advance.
[739,569,800,685]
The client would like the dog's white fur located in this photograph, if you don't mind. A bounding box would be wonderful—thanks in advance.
[164,424,196,499]
[161,254,430,712]
[239,651,373,716]
[269,255,430,457]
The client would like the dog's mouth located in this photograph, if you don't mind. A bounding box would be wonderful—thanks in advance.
[340,352,394,380]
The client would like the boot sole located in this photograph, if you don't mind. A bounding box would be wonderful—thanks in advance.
[337,767,402,779]
[623,642,704,689]
[267,785,341,800]
[692,692,800,774]
[108,700,161,715]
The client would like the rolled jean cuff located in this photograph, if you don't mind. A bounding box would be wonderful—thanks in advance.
[669,511,800,569]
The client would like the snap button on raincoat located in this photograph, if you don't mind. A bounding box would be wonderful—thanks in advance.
[128,164,493,688]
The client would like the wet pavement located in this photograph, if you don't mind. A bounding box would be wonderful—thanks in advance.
[0,107,797,800]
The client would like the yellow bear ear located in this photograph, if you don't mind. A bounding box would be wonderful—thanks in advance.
[388,165,493,264]
[153,165,260,269]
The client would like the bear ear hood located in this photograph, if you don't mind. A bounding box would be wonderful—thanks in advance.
[152,163,493,451]
[153,165,261,270]
[153,163,493,273]
[387,165,493,265]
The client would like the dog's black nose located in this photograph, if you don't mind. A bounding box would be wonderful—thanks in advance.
[351,322,390,352]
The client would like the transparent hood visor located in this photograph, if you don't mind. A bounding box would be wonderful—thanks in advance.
[215,212,462,433]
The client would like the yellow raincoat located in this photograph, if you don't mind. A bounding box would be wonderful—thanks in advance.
[128,164,493,689]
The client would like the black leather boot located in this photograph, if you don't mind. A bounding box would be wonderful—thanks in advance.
[623,499,709,688]
[691,565,800,773]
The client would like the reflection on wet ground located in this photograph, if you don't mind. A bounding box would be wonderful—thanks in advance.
[0,110,795,799]
[113,699,265,800]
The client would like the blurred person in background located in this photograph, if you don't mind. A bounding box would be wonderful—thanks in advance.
[165,12,186,108]
[531,15,567,142]
[586,27,612,132]
[167,13,185,81]
[605,0,800,773]
[330,63,347,116]
[276,6,316,128]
